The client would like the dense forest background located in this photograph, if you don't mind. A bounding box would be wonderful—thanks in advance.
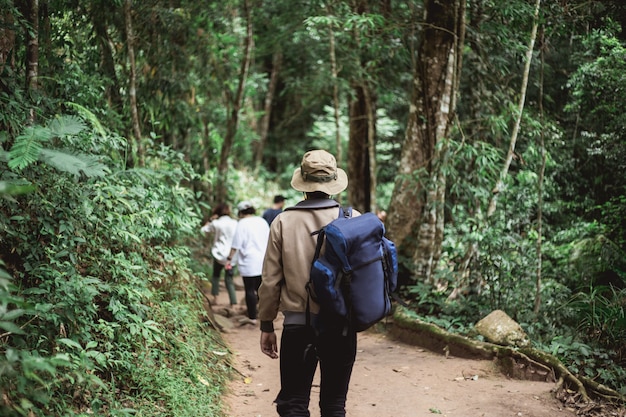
[1,0,625,415]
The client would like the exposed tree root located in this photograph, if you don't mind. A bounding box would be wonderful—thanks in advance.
[390,307,625,410]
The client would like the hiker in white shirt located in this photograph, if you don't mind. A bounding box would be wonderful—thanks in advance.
[225,201,270,324]
[200,203,238,306]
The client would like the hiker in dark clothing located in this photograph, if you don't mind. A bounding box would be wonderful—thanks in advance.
[258,150,359,417]
[262,195,286,225]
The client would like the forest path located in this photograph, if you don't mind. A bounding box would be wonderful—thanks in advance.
[212,278,577,417]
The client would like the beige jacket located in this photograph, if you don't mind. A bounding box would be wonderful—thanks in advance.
[258,199,359,331]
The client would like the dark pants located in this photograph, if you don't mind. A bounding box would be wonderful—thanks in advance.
[242,275,262,320]
[211,259,237,305]
[275,323,357,417]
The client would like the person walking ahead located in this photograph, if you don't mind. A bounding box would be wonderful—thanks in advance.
[200,203,238,306]
[258,149,359,417]
[226,201,270,324]
[262,194,286,225]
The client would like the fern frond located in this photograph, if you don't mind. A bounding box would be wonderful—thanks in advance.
[39,149,110,178]
[8,126,51,170]
[66,102,108,139]
[47,115,87,137]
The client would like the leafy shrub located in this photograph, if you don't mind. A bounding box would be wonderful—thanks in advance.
[543,335,626,395]
[0,118,230,416]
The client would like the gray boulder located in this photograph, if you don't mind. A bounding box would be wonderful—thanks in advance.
[474,309,530,348]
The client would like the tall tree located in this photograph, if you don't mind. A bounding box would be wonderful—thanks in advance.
[91,0,123,112]
[216,0,253,202]
[25,0,39,124]
[327,4,342,198]
[386,0,465,284]
[0,8,16,92]
[254,51,281,171]
[487,0,541,216]
[124,0,145,167]
[346,0,381,213]
[534,25,546,315]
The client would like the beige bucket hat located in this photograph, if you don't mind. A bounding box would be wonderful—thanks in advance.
[290,150,348,195]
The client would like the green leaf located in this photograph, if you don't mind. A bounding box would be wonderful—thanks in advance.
[6,348,20,362]
[1,309,25,321]
[8,126,50,170]
[51,353,72,367]
[39,149,110,178]
[57,338,83,350]
[86,350,107,366]
[0,321,25,334]
[47,114,87,137]
[66,102,108,139]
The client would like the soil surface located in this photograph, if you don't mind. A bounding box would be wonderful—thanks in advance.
[210,279,579,417]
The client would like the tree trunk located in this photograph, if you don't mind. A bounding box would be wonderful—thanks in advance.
[328,10,342,190]
[254,51,281,172]
[26,0,39,124]
[363,83,377,213]
[124,0,145,167]
[92,2,123,111]
[534,26,546,315]
[386,0,463,284]
[346,0,377,212]
[0,10,16,84]
[217,0,253,202]
[348,84,373,214]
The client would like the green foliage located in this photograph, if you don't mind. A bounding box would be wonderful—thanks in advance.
[1,0,625,410]
[566,285,626,351]
[306,103,401,210]
[1,130,229,415]
[556,25,626,250]
[543,335,626,395]
[7,125,48,169]
[547,221,626,289]
[566,23,626,136]
[7,116,110,178]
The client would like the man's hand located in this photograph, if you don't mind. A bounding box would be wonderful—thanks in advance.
[260,331,278,359]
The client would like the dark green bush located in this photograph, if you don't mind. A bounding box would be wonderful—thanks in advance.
[0,119,229,416]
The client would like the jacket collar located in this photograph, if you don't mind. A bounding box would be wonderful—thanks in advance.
[285,199,339,210]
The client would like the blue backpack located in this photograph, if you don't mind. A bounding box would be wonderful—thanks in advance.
[308,208,398,332]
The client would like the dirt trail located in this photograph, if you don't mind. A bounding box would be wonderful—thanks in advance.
[213,279,578,417]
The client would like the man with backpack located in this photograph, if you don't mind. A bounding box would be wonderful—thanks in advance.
[258,149,359,417]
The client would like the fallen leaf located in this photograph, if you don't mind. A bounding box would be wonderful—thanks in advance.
[197,376,211,387]
[244,377,252,384]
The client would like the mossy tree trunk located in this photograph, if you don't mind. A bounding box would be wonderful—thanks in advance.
[386,0,463,285]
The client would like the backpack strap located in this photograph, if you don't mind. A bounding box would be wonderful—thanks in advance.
[339,206,352,219]
[305,205,350,330]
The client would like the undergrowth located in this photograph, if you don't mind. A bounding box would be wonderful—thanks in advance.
[0,120,232,416]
